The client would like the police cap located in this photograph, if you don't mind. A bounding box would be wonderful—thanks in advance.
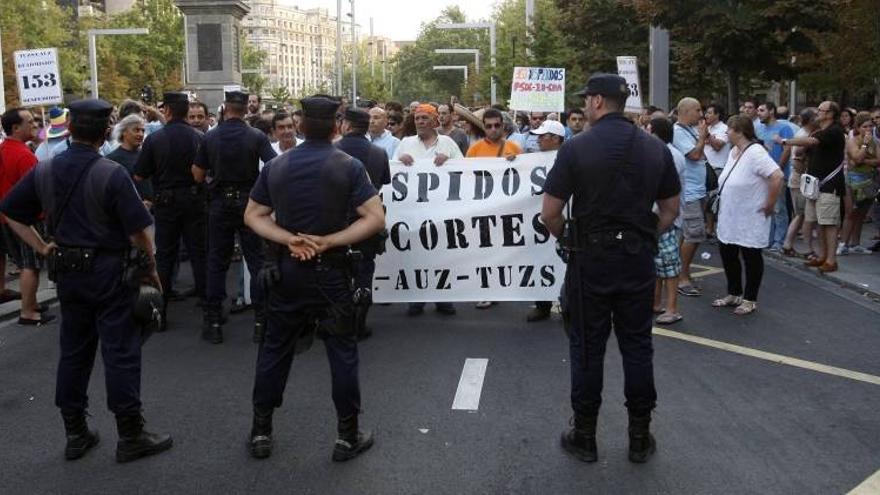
[301,96,341,120]
[68,99,113,119]
[343,108,370,126]
[224,91,249,105]
[162,91,189,104]
[574,73,629,99]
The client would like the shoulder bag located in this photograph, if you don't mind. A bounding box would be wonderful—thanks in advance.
[677,124,718,192]
[709,142,757,215]
[800,160,843,201]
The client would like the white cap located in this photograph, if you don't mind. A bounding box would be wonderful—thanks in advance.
[530,120,566,138]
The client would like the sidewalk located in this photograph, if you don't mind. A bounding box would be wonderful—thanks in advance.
[0,271,57,322]
[765,220,880,303]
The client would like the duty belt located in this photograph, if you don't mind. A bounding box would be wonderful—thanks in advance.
[214,185,252,200]
[50,246,126,275]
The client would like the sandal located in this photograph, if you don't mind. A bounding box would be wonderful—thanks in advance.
[677,285,702,297]
[655,312,683,324]
[652,307,665,314]
[733,300,757,315]
[781,247,799,257]
[712,295,742,307]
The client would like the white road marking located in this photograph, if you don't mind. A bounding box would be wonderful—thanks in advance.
[653,327,880,386]
[689,263,725,279]
[452,358,489,411]
[848,468,880,494]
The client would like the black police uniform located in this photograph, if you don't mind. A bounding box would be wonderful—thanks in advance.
[545,74,680,463]
[193,91,276,342]
[134,92,207,313]
[0,99,172,462]
[335,108,390,340]
[247,96,377,461]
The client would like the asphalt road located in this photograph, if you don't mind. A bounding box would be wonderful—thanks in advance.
[1,253,878,495]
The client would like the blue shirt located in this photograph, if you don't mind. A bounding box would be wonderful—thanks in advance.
[194,118,276,187]
[368,130,400,160]
[756,120,794,165]
[0,142,152,249]
[672,124,707,202]
[250,140,377,236]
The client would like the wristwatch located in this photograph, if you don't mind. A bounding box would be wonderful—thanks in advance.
[781,139,788,146]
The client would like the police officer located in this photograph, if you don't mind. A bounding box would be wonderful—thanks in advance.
[134,92,206,327]
[243,95,384,461]
[0,99,172,462]
[334,107,390,340]
[541,74,681,464]
[192,91,276,344]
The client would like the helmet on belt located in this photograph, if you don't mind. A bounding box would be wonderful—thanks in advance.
[133,284,163,344]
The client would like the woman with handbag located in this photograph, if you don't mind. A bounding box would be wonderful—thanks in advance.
[711,115,785,315]
[838,112,879,254]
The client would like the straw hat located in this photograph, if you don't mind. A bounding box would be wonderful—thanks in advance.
[46,107,70,140]
[454,103,485,132]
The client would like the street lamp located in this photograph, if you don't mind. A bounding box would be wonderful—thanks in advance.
[436,22,496,105]
[433,65,468,82]
[88,28,149,99]
[434,49,480,74]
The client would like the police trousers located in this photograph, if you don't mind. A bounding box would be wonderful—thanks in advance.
[205,192,264,312]
[154,187,207,302]
[55,254,142,416]
[252,262,360,418]
[565,242,657,417]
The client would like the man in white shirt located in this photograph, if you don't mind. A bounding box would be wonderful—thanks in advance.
[392,104,460,316]
[269,111,300,156]
[704,104,730,237]
[393,104,463,166]
[368,107,400,159]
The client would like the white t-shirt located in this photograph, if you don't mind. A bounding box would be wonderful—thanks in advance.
[704,121,731,169]
[716,144,780,248]
[393,133,464,161]
[667,143,687,228]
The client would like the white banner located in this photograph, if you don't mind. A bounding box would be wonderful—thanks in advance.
[509,67,565,113]
[14,48,63,107]
[373,152,566,303]
[616,56,643,113]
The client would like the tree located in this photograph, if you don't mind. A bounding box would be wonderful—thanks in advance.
[629,0,837,111]
[268,85,292,106]
[241,34,267,97]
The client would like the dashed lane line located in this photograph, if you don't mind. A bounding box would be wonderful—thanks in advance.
[452,358,488,411]
[653,327,880,386]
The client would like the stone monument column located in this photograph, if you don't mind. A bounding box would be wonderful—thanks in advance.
[175,0,250,113]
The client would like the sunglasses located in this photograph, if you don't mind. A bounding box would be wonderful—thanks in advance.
[484,123,502,129]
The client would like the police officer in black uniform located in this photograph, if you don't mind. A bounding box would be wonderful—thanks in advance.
[243,96,384,462]
[192,91,276,344]
[134,92,206,326]
[0,99,173,463]
[541,74,680,464]
[334,107,390,340]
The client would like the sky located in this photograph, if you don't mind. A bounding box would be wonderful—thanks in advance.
[278,0,497,41]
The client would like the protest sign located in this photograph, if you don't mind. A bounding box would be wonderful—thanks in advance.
[509,67,565,112]
[616,56,643,113]
[373,152,566,303]
[14,48,63,107]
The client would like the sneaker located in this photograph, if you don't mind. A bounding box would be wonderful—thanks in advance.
[474,301,495,309]
[767,245,783,253]
[849,245,871,255]
[836,243,849,256]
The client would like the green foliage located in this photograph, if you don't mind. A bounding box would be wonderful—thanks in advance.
[241,34,267,97]
[268,84,292,105]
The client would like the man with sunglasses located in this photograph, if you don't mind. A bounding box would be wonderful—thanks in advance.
[465,108,521,159]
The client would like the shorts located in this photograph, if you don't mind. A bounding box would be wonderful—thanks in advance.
[0,223,44,270]
[654,227,682,279]
[681,199,707,243]
[804,192,841,226]
[790,187,806,217]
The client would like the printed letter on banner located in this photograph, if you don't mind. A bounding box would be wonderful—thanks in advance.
[509,67,565,113]
[616,56,643,113]
[373,153,566,303]
[14,48,63,107]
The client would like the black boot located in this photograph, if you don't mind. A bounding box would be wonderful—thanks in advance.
[249,408,273,459]
[201,309,223,344]
[332,415,374,462]
[62,412,100,460]
[253,308,266,344]
[628,411,656,463]
[560,413,598,462]
[355,306,372,341]
[115,413,173,463]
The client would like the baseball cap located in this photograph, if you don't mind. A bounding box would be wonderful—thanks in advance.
[530,120,566,138]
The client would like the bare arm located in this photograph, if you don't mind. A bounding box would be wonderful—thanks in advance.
[759,171,785,217]
[191,165,206,183]
[778,145,791,169]
[540,193,566,238]
[656,195,680,233]
[300,196,386,258]
[781,135,819,148]
[243,199,319,259]
[5,219,54,256]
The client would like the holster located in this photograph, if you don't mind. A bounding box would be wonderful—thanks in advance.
[49,247,97,281]
[122,249,155,289]
[257,242,284,292]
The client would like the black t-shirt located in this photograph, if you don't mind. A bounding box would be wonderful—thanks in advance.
[335,133,391,187]
[544,113,680,237]
[107,146,154,200]
[193,118,276,187]
[134,119,203,190]
[806,123,846,195]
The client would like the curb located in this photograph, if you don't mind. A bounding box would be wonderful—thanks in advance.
[764,251,880,304]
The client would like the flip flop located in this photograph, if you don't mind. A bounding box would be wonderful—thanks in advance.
[677,285,701,297]
[19,314,56,326]
[655,313,682,324]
